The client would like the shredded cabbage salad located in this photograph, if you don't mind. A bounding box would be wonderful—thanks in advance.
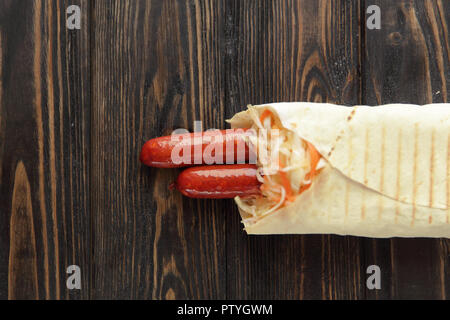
[235,106,326,225]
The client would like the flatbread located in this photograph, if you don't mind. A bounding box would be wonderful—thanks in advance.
[229,102,450,238]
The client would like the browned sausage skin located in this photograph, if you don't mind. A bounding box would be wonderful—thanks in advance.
[174,164,261,199]
[140,129,254,168]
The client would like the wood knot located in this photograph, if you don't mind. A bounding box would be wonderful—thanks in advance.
[387,32,403,46]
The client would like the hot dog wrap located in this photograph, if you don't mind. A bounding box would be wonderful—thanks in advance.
[228,102,450,238]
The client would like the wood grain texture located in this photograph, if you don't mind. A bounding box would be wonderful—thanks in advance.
[1,0,449,300]
[8,162,39,299]
[223,0,365,300]
[363,0,449,299]
[92,0,227,299]
[0,0,90,299]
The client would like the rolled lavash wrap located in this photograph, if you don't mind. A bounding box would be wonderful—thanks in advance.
[228,102,450,238]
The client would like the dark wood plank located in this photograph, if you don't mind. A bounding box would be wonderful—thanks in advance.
[92,0,227,299]
[224,0,364,299]
[0,0,90,299]
[3,0,445,300]
[363,0,450,299]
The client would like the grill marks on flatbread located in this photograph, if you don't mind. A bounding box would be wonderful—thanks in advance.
[326,106,449,211]
[230,103,450,237]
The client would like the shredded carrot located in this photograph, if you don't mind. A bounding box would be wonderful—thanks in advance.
[259,108,288,203]
[259,109,273,124]
[306,142,320,179]
[259,108,320,204]
[298,142,321,194]
[278,158,295,202]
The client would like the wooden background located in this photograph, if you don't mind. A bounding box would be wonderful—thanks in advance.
[0,0,448,299]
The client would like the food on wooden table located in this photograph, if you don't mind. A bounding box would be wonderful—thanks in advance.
[140,102,450,238]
